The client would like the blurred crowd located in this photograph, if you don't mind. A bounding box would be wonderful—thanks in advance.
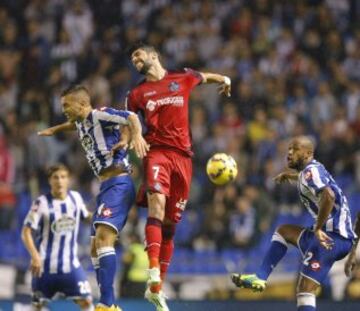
[0,0,360,269]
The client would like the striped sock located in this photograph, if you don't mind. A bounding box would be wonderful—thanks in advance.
[97,247,117,307]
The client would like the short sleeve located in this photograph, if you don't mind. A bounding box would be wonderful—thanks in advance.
[95,107,134,125]
[72,191,90,220]
[125,90,139,113]
[184,68,203,89]
[79,200,89,220]
[23,198,44,230]
[303,166,328,195]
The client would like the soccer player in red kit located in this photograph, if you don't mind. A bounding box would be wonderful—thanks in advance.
[126,42,231,311]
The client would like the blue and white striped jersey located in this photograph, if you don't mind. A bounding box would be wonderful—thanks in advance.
[75,108,134,176]
[298,159,356,240]
[24,191,89,274]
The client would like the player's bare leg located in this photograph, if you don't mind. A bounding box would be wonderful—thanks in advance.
[94,224,121,310]
[147,192,166,220]
[277,224,304,246]
[296,275,319,310]
[232,225,304,291]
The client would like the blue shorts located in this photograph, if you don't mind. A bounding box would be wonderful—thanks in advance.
[91,175,135,236]
[32,266,91,304]
[297,229,353,284]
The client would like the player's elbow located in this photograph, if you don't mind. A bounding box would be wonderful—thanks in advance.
[21,227,28,242]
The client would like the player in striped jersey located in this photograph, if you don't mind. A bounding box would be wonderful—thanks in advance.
[231,136,357,311]
[22,164,93,311]
[38,85,148,311]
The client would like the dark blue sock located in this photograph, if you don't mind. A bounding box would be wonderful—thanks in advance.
[297,293,316,310]
[256,232,288,280]
[91,257,100,286]
[97,247,117,306]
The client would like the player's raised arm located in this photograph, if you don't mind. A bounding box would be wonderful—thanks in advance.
[200,72,231,97]
[111,125,131,155]
[345,212,360,276]
[96,107,149,158]
[273,170,299,184]
[127,113,149,158]
[38,121,76,136]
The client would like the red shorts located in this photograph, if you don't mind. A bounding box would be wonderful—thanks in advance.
[136,148,192,223]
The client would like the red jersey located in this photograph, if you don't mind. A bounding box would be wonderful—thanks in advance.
[126,68,203,156]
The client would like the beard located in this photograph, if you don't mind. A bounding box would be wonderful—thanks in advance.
[288,157,305,171]
[138,61,151,75]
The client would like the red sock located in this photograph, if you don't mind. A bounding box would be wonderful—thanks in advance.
[145,217,163,269]
[160,237,174,279]
[151,225,175,293]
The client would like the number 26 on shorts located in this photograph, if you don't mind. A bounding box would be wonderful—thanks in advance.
[78,281,91,294]
[303,251,313,266]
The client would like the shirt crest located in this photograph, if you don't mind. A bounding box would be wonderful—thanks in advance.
[169,81,180,92]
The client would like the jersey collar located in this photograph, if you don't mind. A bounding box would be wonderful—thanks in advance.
[304,159,317,169]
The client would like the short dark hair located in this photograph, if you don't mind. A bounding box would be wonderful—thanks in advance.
[47,164,70,178]
[127,42,159,57]
[61,84,89,97]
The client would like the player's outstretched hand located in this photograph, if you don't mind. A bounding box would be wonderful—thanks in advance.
[37,128,55,136]
[31,253,42,277]
[218,81,231,97]
[131,134,149,158]
[344,251,356,277]
[314,229,334,250]
[273,172,294,184]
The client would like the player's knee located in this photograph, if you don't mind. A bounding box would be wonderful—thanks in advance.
[95,231,107,247]
[162,224,176,241]
[90,238,97,258]
[271,230,288,247]
[296,276,318,294]
[275,225,295,244]
[147,192,166,219]
[276,225,288,237]
[95,225,117,248]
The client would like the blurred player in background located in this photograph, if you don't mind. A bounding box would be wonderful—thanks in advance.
[231,136,357,311]
[22,164,93,311]
[38,85,148,311]
[344,212,360,276]
[126,42,231,311]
